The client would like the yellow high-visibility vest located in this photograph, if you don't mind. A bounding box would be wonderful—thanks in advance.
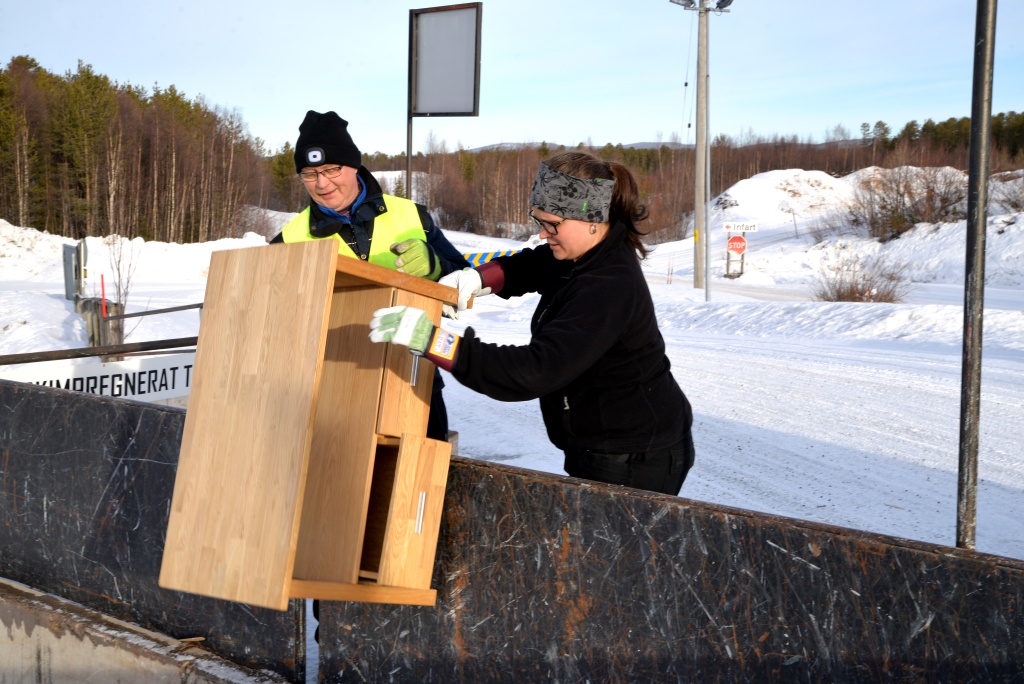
[279,195,426,268]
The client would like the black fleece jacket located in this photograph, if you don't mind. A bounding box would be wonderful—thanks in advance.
[450,222,692,453]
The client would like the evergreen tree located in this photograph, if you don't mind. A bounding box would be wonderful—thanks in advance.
[897,120,920,143]
[269,142,304,212]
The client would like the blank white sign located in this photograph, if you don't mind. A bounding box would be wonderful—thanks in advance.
[413,5,480,115]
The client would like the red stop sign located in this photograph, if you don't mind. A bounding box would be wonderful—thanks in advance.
[727,235,747,256]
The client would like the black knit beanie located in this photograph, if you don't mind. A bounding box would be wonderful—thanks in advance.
[293,110,362,173]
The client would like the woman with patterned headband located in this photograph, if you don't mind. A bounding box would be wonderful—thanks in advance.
[369,151,695,495]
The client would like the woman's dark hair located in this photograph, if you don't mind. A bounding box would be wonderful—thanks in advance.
[543,150,651,259]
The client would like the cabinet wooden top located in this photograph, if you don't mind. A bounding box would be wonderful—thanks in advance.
[333,253,460,306]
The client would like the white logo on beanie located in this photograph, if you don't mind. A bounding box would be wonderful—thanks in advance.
[306,147,324,164]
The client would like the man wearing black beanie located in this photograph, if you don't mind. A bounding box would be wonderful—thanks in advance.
[271,110,469,442]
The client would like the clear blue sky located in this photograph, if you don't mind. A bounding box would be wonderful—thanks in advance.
[2,1,1021,156]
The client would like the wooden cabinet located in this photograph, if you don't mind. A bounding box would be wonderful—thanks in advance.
[159,240,456,610]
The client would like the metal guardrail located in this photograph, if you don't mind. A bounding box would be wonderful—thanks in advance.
[0,302,205,366]
[74,300,203,351]
[101,302,203,322]
[0,338,199,366]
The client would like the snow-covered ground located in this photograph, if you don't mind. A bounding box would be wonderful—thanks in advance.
[2,168,1022,565]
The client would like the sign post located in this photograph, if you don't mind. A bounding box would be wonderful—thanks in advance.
[724,222,757,279]
[407,3,483,199]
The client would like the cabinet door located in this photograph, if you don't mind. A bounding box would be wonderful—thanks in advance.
[161,241,337,611]
[377,434,451,589]
[377,291,439,437]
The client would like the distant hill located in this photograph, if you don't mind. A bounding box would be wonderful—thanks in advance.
[468,141,693,153]
[465,140,871,153]
[623,141,694,150]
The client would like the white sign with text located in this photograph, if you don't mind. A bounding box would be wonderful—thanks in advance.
[0,352,196,402]
[723,222,759,233]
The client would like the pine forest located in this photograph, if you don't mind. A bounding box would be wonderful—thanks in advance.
[2,57,1022,245]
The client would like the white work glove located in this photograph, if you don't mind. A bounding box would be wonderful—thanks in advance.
[438,267,491,319]
[368,306,434,354]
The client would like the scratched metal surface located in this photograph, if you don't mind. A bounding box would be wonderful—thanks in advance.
[3,379,1023,683]
[319,459,1024,682]
[0,380,305,682]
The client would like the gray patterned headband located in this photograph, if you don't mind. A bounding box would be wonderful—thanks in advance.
[528,162,615,223]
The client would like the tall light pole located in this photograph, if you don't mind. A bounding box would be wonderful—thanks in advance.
[671,0,732,296]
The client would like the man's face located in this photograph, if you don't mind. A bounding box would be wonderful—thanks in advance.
[300,164,360,212]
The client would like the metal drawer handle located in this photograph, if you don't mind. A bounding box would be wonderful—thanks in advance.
[415,492,426,534]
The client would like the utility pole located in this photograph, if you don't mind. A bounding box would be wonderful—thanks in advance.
[672,0,732,296]
[694,1,708,290]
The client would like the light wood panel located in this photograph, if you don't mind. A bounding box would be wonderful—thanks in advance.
[161,243,456,611]
[159,240,338,610]
[332,256,459,305]
[377,290,440,438]
[293,284,392,583]
[378,434,452,589]
[288,579,436,606]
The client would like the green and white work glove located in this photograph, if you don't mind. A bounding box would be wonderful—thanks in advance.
[369,305,463,369]
[438,267,491,319]
[390,239,441,281]
[368,306,435,354]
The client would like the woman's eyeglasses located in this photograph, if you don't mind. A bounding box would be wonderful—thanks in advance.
[299,166,344,182]
[529,211,566,235]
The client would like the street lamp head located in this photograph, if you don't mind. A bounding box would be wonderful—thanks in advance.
[715,0,734,8]
[669,0,696,7]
